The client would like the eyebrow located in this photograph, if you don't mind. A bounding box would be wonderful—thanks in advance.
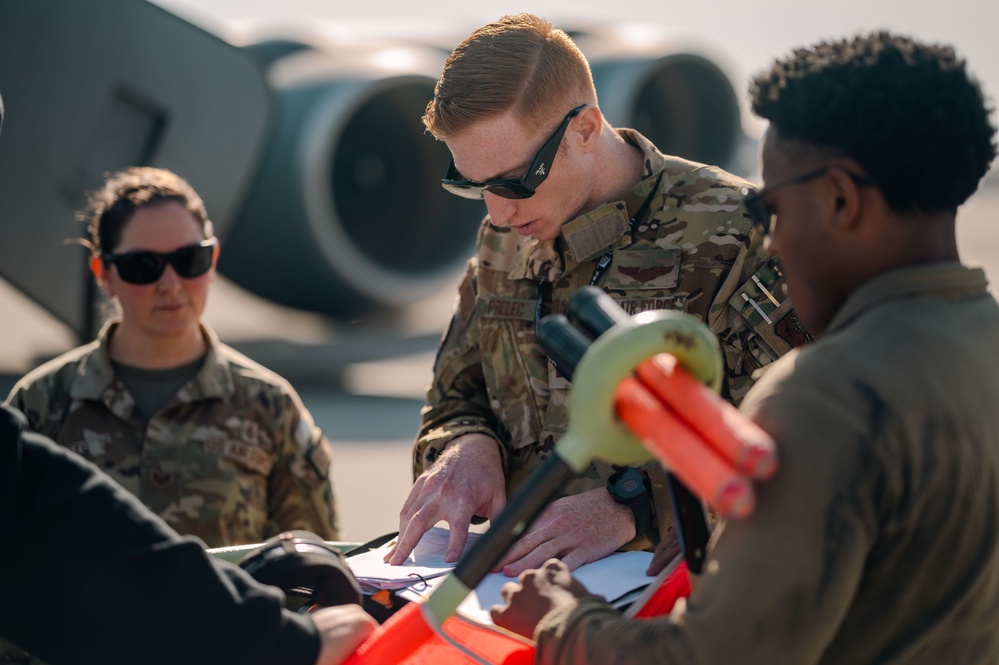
[493,160,530,181]
[457,158,531,184]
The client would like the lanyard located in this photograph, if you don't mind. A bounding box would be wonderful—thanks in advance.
[536,172,663,371]
[585,170,664,288]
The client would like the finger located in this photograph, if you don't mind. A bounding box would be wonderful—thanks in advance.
[445,520,470,562]
[488,484,508,519]
[493,532,536,572]
[500,580,522,603]
[558,546,597,572]
[502,540,564,577]
[541,558,569,578]
[493,507,555,571]
[646,540,682,576]
[490,604,534,639]
[388,509,432,565]
[397,476,427,528]
[313,605,378,665]
[489,604,510,629]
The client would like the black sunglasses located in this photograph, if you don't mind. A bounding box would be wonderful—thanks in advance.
[102,238,217,285]
[441,104,587,200]
[744,166,877,234]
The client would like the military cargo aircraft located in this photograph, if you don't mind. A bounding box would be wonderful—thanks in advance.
[0,0,748,341]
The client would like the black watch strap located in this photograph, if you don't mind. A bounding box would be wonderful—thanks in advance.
[607,467,654,539]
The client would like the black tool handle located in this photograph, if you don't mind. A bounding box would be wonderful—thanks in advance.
[568,285,629,338]
[561,286,713,574]
[665,477,711,574]
[536,314,593,382]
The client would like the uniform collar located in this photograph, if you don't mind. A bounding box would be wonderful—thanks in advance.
[827,262,989,334]
[69,320,235,402]
[511,129,666,281]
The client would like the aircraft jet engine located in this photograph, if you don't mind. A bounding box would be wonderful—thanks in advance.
[0,1,748,336]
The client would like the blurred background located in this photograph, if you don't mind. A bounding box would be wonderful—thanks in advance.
[1,0,996,542]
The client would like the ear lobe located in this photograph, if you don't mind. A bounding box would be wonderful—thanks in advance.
[90,255,113,294]
[89,255,104,281]
[210,242,220,282]
[576,106,602,150]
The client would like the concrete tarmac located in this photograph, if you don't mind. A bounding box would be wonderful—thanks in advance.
[2,178,998,543]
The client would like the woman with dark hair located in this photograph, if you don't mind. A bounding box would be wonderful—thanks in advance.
[5,166,339,548]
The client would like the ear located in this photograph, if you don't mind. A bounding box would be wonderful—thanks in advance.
[826,167,864,232]
[90,255,110,291]
[575,105,602,152]
[209,241,220,282]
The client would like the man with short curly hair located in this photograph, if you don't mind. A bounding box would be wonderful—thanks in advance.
[491,31,999,665]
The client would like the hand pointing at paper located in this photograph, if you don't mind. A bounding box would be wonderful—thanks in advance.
[386,434,507,566]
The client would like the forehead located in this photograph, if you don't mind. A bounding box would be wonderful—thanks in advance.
[445,110,541,182]
[760,127,797,183]
[116,201,203,250]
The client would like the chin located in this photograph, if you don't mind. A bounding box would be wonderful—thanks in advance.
[532,226,561,242]
[150,317,201,337]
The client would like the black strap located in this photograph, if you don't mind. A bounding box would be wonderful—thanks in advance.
[537,172,664,374]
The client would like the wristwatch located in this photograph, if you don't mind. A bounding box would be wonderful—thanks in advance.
[607,467,654,540]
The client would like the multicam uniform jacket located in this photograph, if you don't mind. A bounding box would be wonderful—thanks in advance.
[5,321,338,548]
[414,129,805,546]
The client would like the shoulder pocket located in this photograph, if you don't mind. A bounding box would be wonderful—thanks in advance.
[728,259,815,363]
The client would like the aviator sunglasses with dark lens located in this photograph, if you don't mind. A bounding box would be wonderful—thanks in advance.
[743,166,877,234]
[441,104,587,200]
[102,238,217,285]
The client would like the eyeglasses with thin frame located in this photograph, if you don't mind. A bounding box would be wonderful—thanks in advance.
[102,238,217,285]
[744,166,877,234]
[441,104,587,200]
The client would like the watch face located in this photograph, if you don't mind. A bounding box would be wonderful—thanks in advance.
[612,469,646,500]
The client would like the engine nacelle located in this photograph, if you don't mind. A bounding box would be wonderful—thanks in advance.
[575,27,745,171]
[0,4,750,334]
[218,41,484,316]
[218,28,749,317]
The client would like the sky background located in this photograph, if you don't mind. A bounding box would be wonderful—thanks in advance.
[152,0,999,145]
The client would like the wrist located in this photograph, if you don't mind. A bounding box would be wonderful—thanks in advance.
[439,433,501,462]
[606,467,654,540]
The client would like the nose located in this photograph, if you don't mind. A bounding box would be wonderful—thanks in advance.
[483,191,517,227]
[156,264,182,291]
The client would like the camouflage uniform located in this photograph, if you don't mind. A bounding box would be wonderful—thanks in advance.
[5,321,338,548]
[415,129,802,547]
